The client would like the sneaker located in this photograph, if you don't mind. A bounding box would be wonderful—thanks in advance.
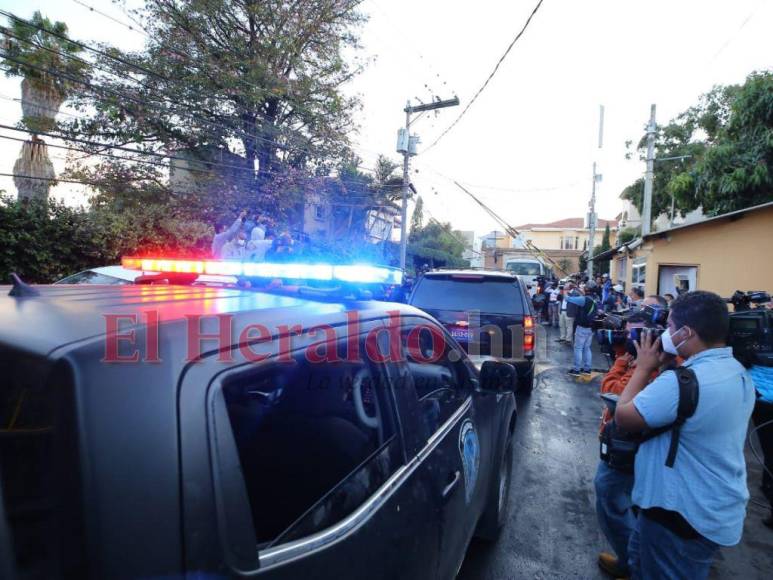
[568,368,581,376]
[598,552,628,578]
[554,338,565,343]
[582,369,592,376]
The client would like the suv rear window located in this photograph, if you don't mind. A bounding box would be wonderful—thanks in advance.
[410,275,525,314]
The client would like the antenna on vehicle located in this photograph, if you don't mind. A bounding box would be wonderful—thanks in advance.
[8,273,40,297]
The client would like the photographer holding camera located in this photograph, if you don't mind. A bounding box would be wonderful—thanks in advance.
[615,291,755,579]
[594,295,671,578]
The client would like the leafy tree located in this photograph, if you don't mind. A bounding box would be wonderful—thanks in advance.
[1,11,88,200]
[58,0,366,208]
[672,72,773,214]
[410,195,424,238]
[408,220,468,272]
[0,195,211,283]
[617,226,638,245]
[621,72,772,219]
[590,223,612,275]
[601,223,611,251]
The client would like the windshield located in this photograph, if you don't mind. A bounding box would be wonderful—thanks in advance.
[56,271,130,285]
[506,262,542,276]
[410,276,524,314]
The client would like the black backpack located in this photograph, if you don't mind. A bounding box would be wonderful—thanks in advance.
[600,367,699,473]
[575,296,598,327]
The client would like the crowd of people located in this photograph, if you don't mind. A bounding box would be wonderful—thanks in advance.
[528,270,773,579]
[574,288,772,580]
[211,210,297,261]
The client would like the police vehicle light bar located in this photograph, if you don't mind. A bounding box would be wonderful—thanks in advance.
[121,257,403,285]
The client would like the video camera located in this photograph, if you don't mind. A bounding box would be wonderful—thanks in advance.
[594,304,669,358]
[727,290,772,367]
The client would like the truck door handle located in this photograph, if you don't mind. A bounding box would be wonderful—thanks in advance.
[441,470,461,500]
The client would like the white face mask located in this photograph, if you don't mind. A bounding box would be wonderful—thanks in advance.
[662,326,689,356]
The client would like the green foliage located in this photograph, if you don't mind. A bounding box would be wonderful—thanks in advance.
[601,223,611,252]
[408,220,468,272]
[59,0,366,205]
[617,227,638,245]
[321,154,400,242]
[0,11,88,93]
[0,196,211,283]
[588,223,612,275]
[621,71,773,218]
[410,196,423,238]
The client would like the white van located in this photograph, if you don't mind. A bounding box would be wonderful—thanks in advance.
[505,258,548,296]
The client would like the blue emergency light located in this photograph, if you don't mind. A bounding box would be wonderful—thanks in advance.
[122,257,403,285]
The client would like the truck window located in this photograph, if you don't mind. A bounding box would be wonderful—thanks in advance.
[220,340,402,548]
[411,275,525,315]
[0,355,86,580]
[505,262,542,276]
[401,324,473,437]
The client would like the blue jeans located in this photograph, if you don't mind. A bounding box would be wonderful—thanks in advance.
[573,325,593,369]
[628,512,719,580]
[594,461,635,571]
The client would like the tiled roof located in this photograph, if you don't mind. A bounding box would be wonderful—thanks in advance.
[514,217,618,230]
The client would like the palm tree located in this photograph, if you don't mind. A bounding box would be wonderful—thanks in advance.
[1,11,88,201]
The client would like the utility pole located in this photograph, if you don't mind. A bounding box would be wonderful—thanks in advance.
[587,162,599,278]
[397,96,459,271]
[641,104,657,237]
[586,105,604,278]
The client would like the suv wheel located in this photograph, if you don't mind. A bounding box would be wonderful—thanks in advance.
[475,429,514,541]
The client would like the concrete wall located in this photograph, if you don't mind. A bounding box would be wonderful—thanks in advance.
[611,205,773,298]
[519,228,616,251]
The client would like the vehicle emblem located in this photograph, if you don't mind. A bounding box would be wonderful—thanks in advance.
[458,418,480,504]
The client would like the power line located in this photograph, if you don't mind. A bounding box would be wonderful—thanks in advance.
[71,0,148,37]
[0,92,82,119]
[0,47,325,161]
[0,10,406,187]
[0,9,365,157]
[452,180,568,275]
[423,0,546,153]
[0,171,401,211]
[416,161,583,195]
[0,123,398,189]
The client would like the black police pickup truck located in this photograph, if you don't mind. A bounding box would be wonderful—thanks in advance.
[0,280,517,579]
[408,270,536,393]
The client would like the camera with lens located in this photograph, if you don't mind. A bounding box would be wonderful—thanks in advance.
[595,304,669,359]
[726,290,772,368]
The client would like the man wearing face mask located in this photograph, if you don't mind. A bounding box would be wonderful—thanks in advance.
[594,295,671,578]
[615,291,755,579]
[221,228,249,260]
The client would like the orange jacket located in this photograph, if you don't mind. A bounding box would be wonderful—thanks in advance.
[598,355,656,433]
[598,355,684,433]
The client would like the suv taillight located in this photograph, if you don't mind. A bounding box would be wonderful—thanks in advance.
[523,315,535,356]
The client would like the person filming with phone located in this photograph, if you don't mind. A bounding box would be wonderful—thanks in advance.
[614,291,755,579]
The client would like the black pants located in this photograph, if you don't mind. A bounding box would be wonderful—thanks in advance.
[752,399,773,508]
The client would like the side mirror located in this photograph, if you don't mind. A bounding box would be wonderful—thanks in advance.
[479,360,516,392]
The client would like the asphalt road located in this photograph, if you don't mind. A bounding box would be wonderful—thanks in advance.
[458,324,773,580]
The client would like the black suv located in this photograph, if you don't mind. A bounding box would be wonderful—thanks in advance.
[0,282,516,579]
[408,270,536,393]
